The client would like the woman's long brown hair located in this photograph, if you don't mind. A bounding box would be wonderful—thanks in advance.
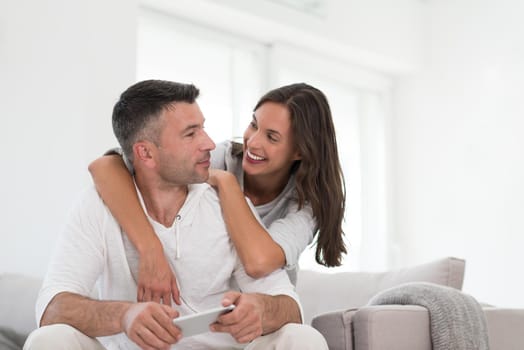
[253,83,347,266]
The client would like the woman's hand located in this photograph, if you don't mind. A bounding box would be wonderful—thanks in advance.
[207,169,236,189]
[137,246,181,306]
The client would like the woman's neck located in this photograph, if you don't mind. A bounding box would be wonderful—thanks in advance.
[243,173,289,206]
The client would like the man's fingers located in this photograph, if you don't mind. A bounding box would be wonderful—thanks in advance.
[221,290,241,307]
[135,326,171,350]
[126,303,181,349]
[234,322,262,343]
[210,321,231,334]
[161,291,172,306]
[152,307,182,342]
[151,292,163,304]
[211,319,260,344]
[171,279,181,305]
[146,314,177,344]
[137,286,145,303]
[142,289,152,302]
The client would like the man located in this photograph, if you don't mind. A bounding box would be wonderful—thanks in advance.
[24,80,327,349]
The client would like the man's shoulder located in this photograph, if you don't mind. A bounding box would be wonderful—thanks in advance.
[72,185,104,206]
[68,185,113,220]
[179,184,227,233]
[188,183,219,202]
[185,183,221,217]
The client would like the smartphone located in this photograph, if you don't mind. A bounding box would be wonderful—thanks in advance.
[172,305,235,337]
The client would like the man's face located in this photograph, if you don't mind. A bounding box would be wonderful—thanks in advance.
[155,102,215,185]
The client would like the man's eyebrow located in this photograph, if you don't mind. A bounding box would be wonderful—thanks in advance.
[181,124,201,133]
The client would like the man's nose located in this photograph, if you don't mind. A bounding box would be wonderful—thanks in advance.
[201,131,216,151]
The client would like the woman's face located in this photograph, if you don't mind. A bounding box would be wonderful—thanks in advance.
[242,102,301,178]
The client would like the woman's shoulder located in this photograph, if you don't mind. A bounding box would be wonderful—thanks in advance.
[211,140,243,171]
[210,140,230,167]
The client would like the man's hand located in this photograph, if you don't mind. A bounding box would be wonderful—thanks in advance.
[137,248,181,306]
[122,302,181,350]
[210,291,264,344]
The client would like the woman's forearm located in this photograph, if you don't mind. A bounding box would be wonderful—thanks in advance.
[88,155,180,304]
[213,172,286,277]
[88,155,161,254]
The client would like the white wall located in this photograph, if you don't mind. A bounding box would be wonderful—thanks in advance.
[9,0,519,311]
[211,0,425,73]
[394,0,524,307]
[0,0,137,277]
[1,0,423,279]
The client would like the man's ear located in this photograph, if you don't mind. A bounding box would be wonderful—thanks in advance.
[133,141,157,168]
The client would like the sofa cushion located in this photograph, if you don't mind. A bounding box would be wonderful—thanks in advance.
[0,327,26,350]
[0,274,42,337]
[297,257,465,324]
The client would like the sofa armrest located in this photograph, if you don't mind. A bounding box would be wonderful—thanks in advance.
[313,305,524,350]
[351,305,432,350]
[312,306,431,350]
[311,309,358,350]
[484,307,524,349]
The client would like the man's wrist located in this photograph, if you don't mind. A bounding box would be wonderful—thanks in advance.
[256,293,301,335]
[119,302,136,333]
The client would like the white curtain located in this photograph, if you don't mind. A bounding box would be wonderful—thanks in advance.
[136,8,391,272]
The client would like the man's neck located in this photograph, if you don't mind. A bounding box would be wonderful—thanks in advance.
[135,175,189,227]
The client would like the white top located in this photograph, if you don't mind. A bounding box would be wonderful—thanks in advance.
[36,184,301,349]
[211,141,317,284]
[107,141,317,284]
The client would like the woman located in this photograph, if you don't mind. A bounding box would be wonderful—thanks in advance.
[88,83,346,305]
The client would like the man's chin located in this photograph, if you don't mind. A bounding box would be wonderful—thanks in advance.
[190,171,209,184]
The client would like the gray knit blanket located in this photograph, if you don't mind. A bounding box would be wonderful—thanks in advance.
[368,282,489,350]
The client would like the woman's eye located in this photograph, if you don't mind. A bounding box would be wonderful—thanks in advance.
[268,134,278,142]
[250,121,258,129]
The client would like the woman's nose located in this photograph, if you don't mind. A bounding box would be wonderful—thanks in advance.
[246,131,261,148]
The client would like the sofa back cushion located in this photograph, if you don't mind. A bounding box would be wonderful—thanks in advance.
[0,274,42,337]
[296,257,465,324]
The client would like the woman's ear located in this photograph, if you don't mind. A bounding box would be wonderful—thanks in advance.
[292,149,302,161]
[133,141,157,168]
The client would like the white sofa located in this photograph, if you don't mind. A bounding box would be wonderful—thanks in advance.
[2,257,523,349]
[297,257,524,350]
[0,273,41,349]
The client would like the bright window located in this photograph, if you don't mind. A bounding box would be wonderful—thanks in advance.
[271,46,389,272]
[137,7,390,272]
[137,8,266,141]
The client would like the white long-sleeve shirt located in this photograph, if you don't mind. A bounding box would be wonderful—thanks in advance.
[36,183,301,349]
[210,141,317,284]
